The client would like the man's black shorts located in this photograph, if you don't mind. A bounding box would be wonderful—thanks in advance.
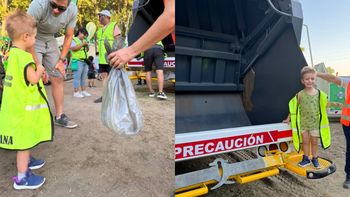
[144,47,164,72]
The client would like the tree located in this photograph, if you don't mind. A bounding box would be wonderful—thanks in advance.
[326,66,335,75]
[0,0,134,37]
[76,0,133,37]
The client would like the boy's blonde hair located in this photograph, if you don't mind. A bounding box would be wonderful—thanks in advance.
[300,66,316,78]
[5,10,36,41]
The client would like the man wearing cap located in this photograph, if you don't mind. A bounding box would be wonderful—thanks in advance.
[28,0,78,128]
[94,10,121,103]
[317,72,350,189]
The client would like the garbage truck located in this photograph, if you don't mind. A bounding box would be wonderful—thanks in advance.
[127,0,175,78]
[174,0,336,196]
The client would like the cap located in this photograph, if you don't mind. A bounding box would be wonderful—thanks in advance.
[98,10,111,17]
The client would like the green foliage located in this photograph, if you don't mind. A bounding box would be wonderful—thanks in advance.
[1,0,134,37]
[76,0,133,37]
[326,66,335,75]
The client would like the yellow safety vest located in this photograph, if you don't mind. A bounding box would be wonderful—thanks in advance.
[0,47,53,150]
[72,37,88,61]
[97,22,117,64]
[288,89,331,152]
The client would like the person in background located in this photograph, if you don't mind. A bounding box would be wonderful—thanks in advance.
[317,71,350,189]
[94,10,121,103]
[144,42,167,100]
[70,28,91,98]
[87,56,96,88]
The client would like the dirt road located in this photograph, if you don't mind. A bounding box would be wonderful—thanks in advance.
[0,78,174,197]
[206,123,348,197]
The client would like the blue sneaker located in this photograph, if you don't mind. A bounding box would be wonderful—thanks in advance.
[28,156,45,170]
[298,155,311,167]
[12,170,45,190]
[312,157,321,169]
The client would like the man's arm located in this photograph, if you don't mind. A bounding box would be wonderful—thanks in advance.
[71,40,88,52]
[108,0,175,67]
[317,72,341,86]
[55,27,74,75]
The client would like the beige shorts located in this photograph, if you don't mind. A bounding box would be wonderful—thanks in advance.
[35,39,61,77]
[301,129,320,137]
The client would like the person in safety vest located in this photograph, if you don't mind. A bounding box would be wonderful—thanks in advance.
[317,71,350,189]
[283,66,331,169]
[93,10,121,103]
[108,0,175,68]
[0,10,53,190]
[143,42,167,100]
[70,28,91,98]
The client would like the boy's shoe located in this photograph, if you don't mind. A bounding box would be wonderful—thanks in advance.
[298,155,311,167]
[81,91,91,97]
[344,175,350,189]
[73,92,84,98]
[157,92,167,100]
[94,97,102,103]
[28,156,45,170]
[311,157,321,169]
[148,92,156,97]
[55,114,78,129]
[13,170,45,190]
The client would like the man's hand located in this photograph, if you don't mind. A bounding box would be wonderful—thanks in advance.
[108,47,136,69]
[55,60,66,76]
[82,41,88,47]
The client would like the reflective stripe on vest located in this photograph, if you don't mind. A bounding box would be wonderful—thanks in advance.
[25,104,48,111]
[97,22,117,64]
[72,37,87,60]
[341,115,350,121]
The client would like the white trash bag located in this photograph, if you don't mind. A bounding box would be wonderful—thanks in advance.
[101,37,143,135]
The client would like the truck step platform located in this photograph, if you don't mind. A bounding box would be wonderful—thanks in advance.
[284,153,336,179]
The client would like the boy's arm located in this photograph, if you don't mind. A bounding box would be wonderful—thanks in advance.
[317,72,341,86]
[283,114,290,123]
[26,64,45,84]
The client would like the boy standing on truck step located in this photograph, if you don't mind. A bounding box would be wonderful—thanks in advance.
[284,66,331,169]
[0,10,53,190]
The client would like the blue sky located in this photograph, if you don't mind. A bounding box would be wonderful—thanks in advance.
[300,0,350,75]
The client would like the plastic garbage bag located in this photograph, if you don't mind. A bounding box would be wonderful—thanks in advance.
[101,37,143,135]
